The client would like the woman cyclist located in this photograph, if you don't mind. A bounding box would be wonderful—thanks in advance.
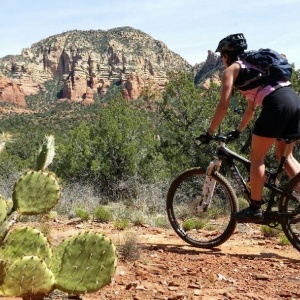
[199,33,300,221]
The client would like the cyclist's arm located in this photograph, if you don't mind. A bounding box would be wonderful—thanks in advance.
[208,64,239,135]
[236,100,256,132]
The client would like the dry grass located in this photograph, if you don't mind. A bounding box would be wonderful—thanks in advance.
[117,232,142,261]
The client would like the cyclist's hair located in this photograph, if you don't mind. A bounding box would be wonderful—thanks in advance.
[221,50,242,66]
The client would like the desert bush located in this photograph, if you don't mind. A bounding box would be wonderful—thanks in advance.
[261,225,281,238]
[53,179,169,228]
[131,211,146,226]
[0,170,22,199]
[54,96,168,200]
[278,233,290,246]
[153,214,170,228]
[75,207,90,221]
[94,206,112,222]
[113,219,130,230]
[117,232,141,261]
[182,218,205,231]
[55,182,100,216]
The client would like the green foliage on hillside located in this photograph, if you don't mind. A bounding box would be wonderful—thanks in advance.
[26,78,66,109]
[1,67,300,201]
[291,63,300,94]
[53,94,167,200]
[157,71,214,172]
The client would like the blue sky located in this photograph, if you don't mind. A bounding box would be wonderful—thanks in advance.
[1,0,299,68]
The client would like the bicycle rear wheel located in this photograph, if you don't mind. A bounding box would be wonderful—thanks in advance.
[166,168,238,248]
[279,172,300,252]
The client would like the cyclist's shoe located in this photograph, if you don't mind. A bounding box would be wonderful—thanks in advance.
[233,206,263,223]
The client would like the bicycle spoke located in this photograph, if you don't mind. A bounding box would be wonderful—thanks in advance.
[167,168,238,248]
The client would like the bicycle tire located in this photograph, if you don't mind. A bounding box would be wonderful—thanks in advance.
[166,168,238,248]
[279,172,300,252]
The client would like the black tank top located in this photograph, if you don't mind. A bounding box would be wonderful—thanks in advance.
[233,62,273,91]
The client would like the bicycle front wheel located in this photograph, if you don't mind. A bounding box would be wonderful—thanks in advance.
[279,172,300,252]
[166,168,238,248]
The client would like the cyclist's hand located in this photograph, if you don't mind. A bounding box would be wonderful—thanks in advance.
[195,132,212,144]
[227,129,241,140]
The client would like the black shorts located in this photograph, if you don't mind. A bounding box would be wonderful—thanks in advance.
[253,86,300,138]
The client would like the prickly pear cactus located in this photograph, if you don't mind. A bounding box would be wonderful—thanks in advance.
[0,226,52,265]
[0,255,55,298]
[11,134,60,215]
[0,196,14,232]
[0,196,6,223]
[0,211,19,243]
[4,197,13,215]
[12,170,61,215]
[0,132,13,154]
[0,259,8,296]
[0,259,7,283]
[0,134,118,299]
[51,232,117,294]
[36,135,55,171]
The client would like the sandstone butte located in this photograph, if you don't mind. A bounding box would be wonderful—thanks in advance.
[0,27,221,111]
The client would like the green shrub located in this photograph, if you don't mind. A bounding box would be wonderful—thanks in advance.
[131,212,146,226]
[94,206,112,222]
[261,225,281,238]
[74,207,90,221]
[114,219,130,230]
[278,233,290,246]
[154,215,170,228]
[182,218,205,231]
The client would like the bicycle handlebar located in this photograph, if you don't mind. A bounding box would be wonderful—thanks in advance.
[194,133,238,146]
[212,134,237,143]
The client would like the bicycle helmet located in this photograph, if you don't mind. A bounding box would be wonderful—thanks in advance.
[215,33,247,53]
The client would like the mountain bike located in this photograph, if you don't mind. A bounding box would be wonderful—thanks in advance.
[166,134,300,252]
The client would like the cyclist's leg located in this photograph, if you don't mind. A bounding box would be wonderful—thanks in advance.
[233,134,275,220]
[250,88,297,200]
[275,140,300,178]
[250,134,276,201]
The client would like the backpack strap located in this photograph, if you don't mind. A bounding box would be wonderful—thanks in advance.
[235,72,268,89]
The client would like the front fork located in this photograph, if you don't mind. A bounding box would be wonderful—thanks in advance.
[196,158,222,212]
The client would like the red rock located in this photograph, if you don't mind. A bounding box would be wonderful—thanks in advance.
[0,75,26,107]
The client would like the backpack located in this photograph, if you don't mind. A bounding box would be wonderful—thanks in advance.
[236,48,292,89]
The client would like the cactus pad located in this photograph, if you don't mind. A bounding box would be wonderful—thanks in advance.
[5,198,13,215]
[51,232,117,294]
[0,226,52,265]
[0,259,8,296]
[0,255,55,297]
[0,197,6,223]
[0,132,14,154]
[36,135,55,171]
[13,170,60,215]
[0,211,19,243]
[0,259,7,283]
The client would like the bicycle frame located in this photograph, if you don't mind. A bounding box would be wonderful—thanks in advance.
[168,135,300,250]
[197,137,291,216]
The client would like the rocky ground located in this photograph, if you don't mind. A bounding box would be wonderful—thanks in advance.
[3,220,300,300]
